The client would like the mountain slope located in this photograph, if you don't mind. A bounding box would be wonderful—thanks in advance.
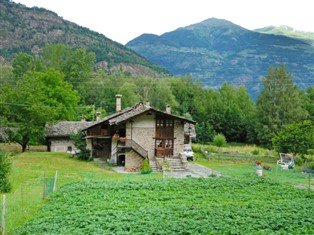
[0,0,169,77]
[254,26,314,45]
[127,18,314,98]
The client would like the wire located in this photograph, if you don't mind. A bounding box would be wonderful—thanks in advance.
[0,102,89,109]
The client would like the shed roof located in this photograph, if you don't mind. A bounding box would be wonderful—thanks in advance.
[46,121,94,137]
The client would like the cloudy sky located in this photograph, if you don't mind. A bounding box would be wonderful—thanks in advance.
[12,0,314,44]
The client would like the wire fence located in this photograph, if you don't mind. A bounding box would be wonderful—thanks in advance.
[1,172,57,234]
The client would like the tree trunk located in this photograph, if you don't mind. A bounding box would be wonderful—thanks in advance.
[22,144,27,152]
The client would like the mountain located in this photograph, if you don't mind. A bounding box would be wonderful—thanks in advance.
[126,18,314,99]
[254,26,314,45]
[0,0,169,77]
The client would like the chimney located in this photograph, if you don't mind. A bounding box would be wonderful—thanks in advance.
[80,115,86,122]
[166,105,171,114]
[146,100,150,107]
[116,94,122,112]
[96,112,101,121]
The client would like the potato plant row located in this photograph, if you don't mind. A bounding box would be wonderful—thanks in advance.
[15,177,314,234]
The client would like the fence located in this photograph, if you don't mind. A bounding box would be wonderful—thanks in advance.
[0,171,57,234]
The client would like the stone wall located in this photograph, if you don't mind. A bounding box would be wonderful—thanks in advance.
[125,150,144,172]
[126,114,155,160]
[174,120,185,156]
[50,139,78,152]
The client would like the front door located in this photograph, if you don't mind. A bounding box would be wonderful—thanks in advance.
[155,117,174,157]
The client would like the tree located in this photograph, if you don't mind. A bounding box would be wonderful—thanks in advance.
[118,82,141,108]
[256,66,308,147]
[272,121,314,155]
[0,68,80,151]
[304,86,314,122]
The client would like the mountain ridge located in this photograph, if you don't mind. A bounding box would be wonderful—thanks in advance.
[127,18,314,98]
[0,0,169,77]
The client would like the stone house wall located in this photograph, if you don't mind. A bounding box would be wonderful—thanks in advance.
[126,114,156,159]
[174,120,185,156]
[50,138,79,152]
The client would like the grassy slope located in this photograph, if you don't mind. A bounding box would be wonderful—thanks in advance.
[192,143,313,186]
[2,151,161,234]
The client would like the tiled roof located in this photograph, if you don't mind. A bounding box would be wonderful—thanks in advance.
[84,102,196,130]
[45,121,94,137]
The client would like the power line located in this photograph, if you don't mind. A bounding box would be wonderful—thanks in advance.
[0,102,89,109]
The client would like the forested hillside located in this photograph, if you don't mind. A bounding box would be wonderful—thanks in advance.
[1,45,313,149]
[127,18,314,99]
[0,0,169,77]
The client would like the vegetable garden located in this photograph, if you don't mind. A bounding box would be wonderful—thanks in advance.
[15,177,314,234]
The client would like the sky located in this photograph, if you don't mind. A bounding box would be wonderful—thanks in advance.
[12,0,314,45]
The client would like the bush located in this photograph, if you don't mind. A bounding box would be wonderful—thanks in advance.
[294,155,304,166]
[0,149,12,193]
[251,149,260,155]
[141,158,152,174]
[213,134,227,147]
[70,132,92,161]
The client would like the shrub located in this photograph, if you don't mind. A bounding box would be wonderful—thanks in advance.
[251,149,259,155]
[0,149,12,193]
[141,158,152,174]
[70,132,92,161]
[294,155,304,166]
[213,134,226,147]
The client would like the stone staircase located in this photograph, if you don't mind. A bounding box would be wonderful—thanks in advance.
[153,157,186,171]
[148,159,158,171]
[166,157,186,170]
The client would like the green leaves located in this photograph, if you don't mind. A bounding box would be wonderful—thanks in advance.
[256,66,309,147]
[14,178,314,234]
[273,120,314,155]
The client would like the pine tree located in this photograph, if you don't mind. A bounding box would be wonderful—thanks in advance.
[256,66,308,147]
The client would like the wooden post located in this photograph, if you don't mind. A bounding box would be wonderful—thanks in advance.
[53,170,58,193]
[43,172,46,199]
[2,195,5,235]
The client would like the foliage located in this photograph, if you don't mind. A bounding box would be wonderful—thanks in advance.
[0,149,12,192]
[213,133,227,147]
[256,66,308,147]
[0,66,80,151]
[70,132,91,161]
[0,2,168,76]
[272,121,314,155]
[14,178,314,234]
[141,157,152,174]
[304,86,314,122]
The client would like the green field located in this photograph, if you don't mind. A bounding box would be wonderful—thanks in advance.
[14,178,314,234]
[1,146,314,234]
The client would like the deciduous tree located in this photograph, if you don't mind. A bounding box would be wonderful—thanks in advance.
[256,66,308,147]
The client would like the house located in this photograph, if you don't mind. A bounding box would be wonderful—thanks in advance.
[46,119,93,153]
[83,95,196,172]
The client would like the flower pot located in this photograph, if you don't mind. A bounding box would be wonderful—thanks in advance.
[256,165,262,176]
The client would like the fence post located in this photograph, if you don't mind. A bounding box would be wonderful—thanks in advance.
[43,172,46,199]
[1,194,5,235]
[53,170,58,193]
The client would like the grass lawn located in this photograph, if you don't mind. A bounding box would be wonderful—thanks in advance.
[195,156,313,187]
[2,151,162,234]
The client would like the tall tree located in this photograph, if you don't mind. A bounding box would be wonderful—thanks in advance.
[256,66,308,147]
[0,68,80,151]
[304,86,314,122]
